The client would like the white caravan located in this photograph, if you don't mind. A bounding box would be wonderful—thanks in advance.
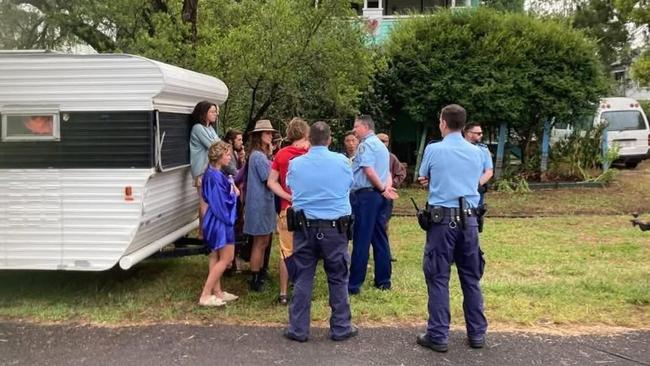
[0,51,228,271]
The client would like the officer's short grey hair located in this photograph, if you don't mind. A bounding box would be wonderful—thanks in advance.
[355,115,375,131]
[310,121,331,146]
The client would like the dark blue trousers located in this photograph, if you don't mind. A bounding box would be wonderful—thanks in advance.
[423,216,487,344]
[286,227,352,339]
[349,190,392,292]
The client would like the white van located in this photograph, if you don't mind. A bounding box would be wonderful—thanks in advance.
[552,97,650,168]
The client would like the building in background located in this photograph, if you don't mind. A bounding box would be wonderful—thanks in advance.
[355,0,479,43]
[614,24,650,101]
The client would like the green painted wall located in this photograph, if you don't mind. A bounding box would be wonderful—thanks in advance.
[367,3,479,44]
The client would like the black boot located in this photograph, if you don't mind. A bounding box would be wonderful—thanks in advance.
[249,272,264,292]
[259,268,269,284]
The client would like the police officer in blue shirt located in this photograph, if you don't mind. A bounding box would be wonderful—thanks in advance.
[463,123,493,206]
[283,121,358,342]
[416,104,488,352]
[464,123,493,232]
[348,115,398,295]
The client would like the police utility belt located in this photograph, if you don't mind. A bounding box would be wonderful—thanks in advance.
[412,197,477,231]
[286,207,353,240]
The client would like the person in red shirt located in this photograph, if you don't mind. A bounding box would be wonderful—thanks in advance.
[267,117,311,305]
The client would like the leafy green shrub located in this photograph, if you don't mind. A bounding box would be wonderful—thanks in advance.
[494,166,532,193]
[548,123,618,181]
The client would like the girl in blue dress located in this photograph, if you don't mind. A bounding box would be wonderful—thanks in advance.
[199,141,240,307]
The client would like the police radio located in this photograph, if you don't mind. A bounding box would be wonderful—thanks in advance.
[410,197,431,231]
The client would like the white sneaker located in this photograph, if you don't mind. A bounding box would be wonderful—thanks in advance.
[219,292,239,302]
[199,295,226,307]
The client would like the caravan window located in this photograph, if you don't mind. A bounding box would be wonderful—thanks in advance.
[1,112,60,141]
[600,111,646,131]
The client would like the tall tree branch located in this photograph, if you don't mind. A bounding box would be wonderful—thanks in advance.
[181,0,198,43]
[10,0,117,52]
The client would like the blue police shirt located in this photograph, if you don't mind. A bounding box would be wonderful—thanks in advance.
[287,146,353,220]
[352,132,390,191]
[477,143,493,172]
[419,132,483,208]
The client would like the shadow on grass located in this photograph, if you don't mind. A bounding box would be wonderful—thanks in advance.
[0,258,208,322]
[0,261,174,300]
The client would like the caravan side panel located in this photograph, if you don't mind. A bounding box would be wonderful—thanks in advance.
[0,53,228,114]
[0,169,152,270]
[0,170,63,269]
[0,54,163,112]
[125,167,198,255]
[59,170,152,270]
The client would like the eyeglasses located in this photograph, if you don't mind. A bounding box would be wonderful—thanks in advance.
[469,131,483,136]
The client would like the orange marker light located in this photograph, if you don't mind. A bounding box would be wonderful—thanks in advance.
[125,186,134,201]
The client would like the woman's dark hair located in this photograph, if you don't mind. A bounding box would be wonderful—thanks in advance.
[190,101,217,125]
[246,131,272,160]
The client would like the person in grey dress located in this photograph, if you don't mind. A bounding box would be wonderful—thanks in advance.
[244,119,278,291]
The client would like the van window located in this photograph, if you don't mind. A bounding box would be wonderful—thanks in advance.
[1,113,60,141]
[600,111,647,131]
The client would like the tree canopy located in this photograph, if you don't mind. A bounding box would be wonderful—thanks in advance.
[616,0,650,87]
[572,0,630,68]
[379,8,608,166]
[195,0,372,132]
[527,0,650,87]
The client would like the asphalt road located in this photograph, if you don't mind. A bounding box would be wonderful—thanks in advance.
[1,322,649,366]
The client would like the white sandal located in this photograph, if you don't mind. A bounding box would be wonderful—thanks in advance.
[219,292,239,302]
[199,295,226,307]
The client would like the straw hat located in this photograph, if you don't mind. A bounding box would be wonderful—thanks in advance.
[250,119,277,134]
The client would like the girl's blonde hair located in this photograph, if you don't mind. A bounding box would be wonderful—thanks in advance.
[208,141,232,163]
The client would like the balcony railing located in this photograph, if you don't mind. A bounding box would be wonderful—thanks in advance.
[360,0,475,18]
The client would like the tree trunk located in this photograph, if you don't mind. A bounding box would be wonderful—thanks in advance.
[246,80,261,135]
[182,0,198,43]
[246,83,280,134]
[68,21,117,52]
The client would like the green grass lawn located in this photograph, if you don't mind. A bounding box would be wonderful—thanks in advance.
[394,161,650,217]
[1,216,648,329]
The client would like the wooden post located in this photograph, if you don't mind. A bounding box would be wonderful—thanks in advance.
[413,125,428,183]
[495,122,507,179]
[601,128,609,171]
[540,119,551,172]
